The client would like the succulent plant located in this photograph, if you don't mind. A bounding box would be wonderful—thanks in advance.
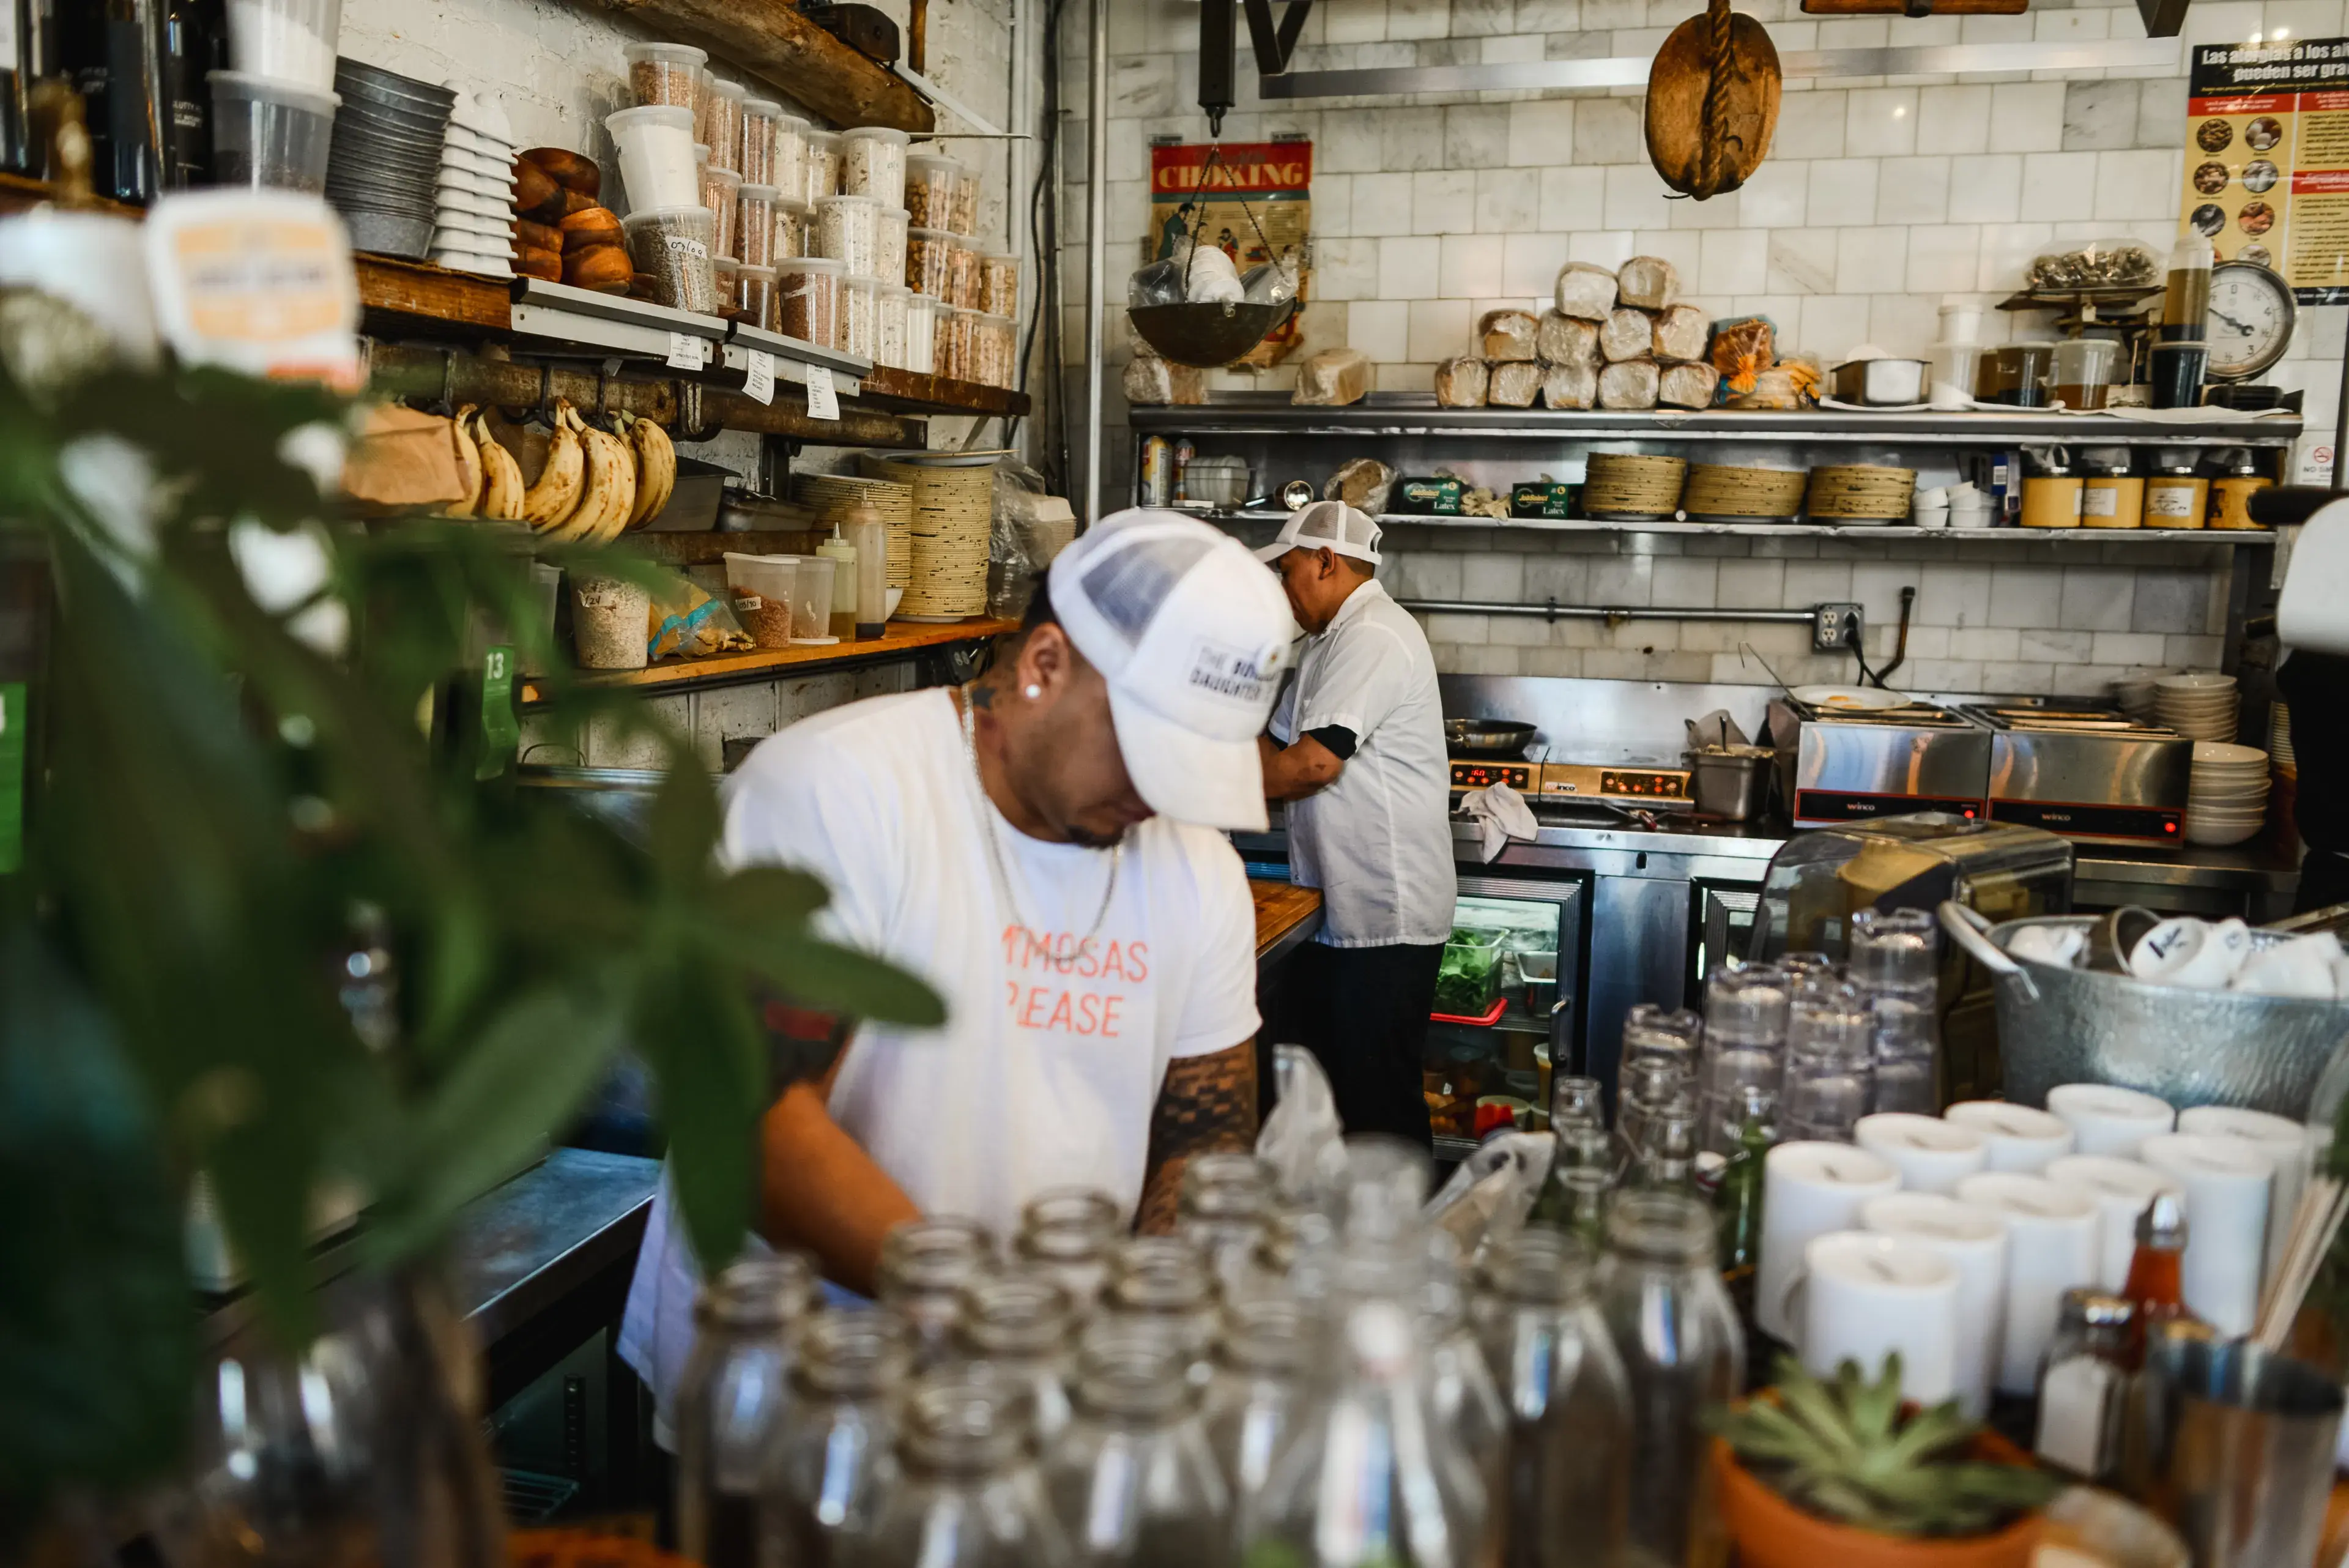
[1714,1354,2061,1538]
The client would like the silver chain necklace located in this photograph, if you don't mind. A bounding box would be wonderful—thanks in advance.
[957,683,1122,953]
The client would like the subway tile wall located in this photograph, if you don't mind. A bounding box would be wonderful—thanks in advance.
[1062,1,2325,694]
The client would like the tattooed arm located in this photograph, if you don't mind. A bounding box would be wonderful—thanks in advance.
[1136,1038,1259,1234]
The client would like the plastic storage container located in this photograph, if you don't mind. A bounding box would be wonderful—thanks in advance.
[979,252,1019,317]
[623,40,705,110]
[700,165,741,258]
[944,237,980,308]
[776,256,845,348]
[605,103,697,210]
[842,274,880,359]
[1981,342,2057,408]
[1434,925,1507,1017]
[906,226,956,299]
[710,256,740,316]
[736,184,778,268]
[2052,338,2120,411]
[905,152,960,230]
[722,552,796,648]
[2078,450,2143,529]
[772,115,809,210]
[208,70,339,193]
[814,193,882,275]
[788,554,837,645]
[773,196,809,262]
[842,126,909,205]
[933,305,970,381]
[877,281,910,369]
[701,79,744,173]
[734,264,775,329]
[738,97,781,185]
[805,130,841,203]
[971,311,1014,388]
[226,0,344,91]
[946,155,978,235]
[904,292,936,373]
[875,205,908,284]
[621,206,717,314]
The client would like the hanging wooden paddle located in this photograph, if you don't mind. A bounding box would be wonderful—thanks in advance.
[1644,0,1781,200]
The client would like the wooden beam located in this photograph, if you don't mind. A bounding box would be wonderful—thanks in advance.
[358,256,513,338]
[577,0,936,133]
[857,364,1030,418]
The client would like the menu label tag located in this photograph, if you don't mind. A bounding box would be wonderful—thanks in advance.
[743,348,776,404]
[667,331,705,370]
[804,364,839,420]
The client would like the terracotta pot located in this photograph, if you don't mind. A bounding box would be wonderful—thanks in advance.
[1712,1433,2043,1568]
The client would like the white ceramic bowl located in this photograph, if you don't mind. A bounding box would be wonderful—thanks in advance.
[2158,672,2237,693]
[2192,740,2267,765]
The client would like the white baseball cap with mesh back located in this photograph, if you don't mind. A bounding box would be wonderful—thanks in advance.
[1051,508,1296,832]
[1253,499,1382,565]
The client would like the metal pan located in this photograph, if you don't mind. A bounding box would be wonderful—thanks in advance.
[1446,718,1537,757]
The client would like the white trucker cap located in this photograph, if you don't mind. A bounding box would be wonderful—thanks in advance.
[1050,509,1294,832]
[1254,499,1382,565]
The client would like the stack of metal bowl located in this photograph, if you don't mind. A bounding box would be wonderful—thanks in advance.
[325,58,452,259]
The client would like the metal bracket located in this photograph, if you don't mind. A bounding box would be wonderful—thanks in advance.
[1243,0,1313,73]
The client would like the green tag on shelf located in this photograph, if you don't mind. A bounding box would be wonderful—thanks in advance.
[477,646,519,781]
[0,683,23,874]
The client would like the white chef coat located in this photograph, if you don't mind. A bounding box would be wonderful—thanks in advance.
[1269,578,1457,948]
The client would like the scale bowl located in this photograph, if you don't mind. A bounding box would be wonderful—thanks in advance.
[1128,299,1294,368]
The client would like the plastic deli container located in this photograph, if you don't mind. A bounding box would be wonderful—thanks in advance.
[738,97,781,185]
[905,225,956,299]
[904,292,936,373]
[606,103,697,211]
[805,130,841,203]
[841,126,909,206]
[933,305,972,382]
[875,204,908,284]
[971,311,1014,388]
[842,273,880,359]
[723,552,797,648]
[622,206,717,314]
[877,281,910,370]
[736,183,778,268]
[946,155,978,236]
[700,165,741,257]
[944,239,979,309]
[208,69,339,193]
[773,116,810,210]
[905,152,959,230]
[773,196,809,262]
[776,256,845,349]
[700,78,745,173]
[979,252,1018,317]
[735,264,776,330]
[813,193,881,275]
[789,554,838,645]
[623,39,705,110]
[226,0,344,92]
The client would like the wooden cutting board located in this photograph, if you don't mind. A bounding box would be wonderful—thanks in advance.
[1645,0,1781,200]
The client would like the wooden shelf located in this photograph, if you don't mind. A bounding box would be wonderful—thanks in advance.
[360,255,513,336]
[859,365,1031,418]
[520,615,1017,703]
[560,0,934,134]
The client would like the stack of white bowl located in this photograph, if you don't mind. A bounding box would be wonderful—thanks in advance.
[2153,671,2239,741]
[2186,740,2270,846]
[431,87,516,278]
[2113,674,2163,724]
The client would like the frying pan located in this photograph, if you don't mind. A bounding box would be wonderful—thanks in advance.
[1446,718,1538,757]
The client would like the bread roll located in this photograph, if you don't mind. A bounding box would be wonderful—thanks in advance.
[516,245,562,282]
[1542,361,1598,409]
[563,243,633,294]
[1617,255,1680,311]
[1124,354,1175,406]
[1600,308,1653,363]
[1326,458,1395,515]
[1479,310,1539,362]
[1536,310,1600,368]
[1554,261,1619,321]
[1652,303,1710,363]
[524,147,601,196]
[1489,360,1542,407]
[1293,347,1372,406]
[1598,358,1660,409]
[1435,355,1490,407]
[1658,360,1721,409]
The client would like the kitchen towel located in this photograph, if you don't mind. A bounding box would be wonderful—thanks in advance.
[1457,779,1538,863]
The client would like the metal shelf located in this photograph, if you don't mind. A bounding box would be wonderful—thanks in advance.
[1130,396,2304,448]
[1191,506,2279,546]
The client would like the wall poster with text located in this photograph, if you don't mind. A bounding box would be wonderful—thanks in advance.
[1145,138,1312,368]
[2183,37,2349,302]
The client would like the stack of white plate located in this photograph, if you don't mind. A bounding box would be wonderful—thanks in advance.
[432,87,516,278]
[2153,671,2239,741]
[2113,674,2164,724]
[2185,738,2270,846]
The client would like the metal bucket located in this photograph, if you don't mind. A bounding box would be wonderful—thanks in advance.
[1937,902,2349,1115]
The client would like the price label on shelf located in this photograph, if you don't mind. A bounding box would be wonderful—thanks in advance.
[743,348,776,405]
[667,332,705,370]
[804,365,839,421]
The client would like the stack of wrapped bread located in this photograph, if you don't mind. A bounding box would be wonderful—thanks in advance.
[1436,255,1720,412]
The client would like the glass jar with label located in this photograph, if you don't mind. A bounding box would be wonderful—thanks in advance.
[2077,448,2143,529]
[2144,450,2208,529]
[2209,448,2273,530]
[2019,447,2084,529]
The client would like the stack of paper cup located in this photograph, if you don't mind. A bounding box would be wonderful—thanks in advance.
[2176,1106,2307,1287]
[1797,1233,1963,1404]
[1946,1101,2076,1173]
[1861,1194,2009,1418]
[2044,1154,2184,1290]
[1756,1142,1902,1343]
[2046,1083,2175,1157]
[2137,1132,2275,1335]
[1956,1173,2102,1395]
[1855,1113,1991,1195]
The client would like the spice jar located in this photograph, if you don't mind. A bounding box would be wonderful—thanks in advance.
[735,184,778,269]
[699,165,741,258]
[700,78,744,173]
[804,129,842,202]
[2020,447,2084,529]
[776,256,846,349]
[842,125,910,205]
[2078,448,2144,529]
[2033,1289,2136,1481]
[2144,450,2208,529]
[2209,448,2273,529]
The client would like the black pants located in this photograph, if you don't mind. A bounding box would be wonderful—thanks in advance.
[2296,848,2349,915]
[1269,940,1442,1147]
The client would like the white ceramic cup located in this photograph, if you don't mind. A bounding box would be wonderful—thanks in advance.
[2007,924,2088,968]
[2044,1153,2183,1290]
[1855,1113,1991,1195]
[1954,1172,2102,1395]
[2230,934,2345,999]
[1860,1194,2009,1418]
[2130,916,2253,989]
[2136,1131,2275,1336]
[1793,1232,1962,1405]
[1755,1142,1904,1343]
[2046,1083,2175,1159]
[1945,1101,2077,1174]
[2176,1105,2310,1288]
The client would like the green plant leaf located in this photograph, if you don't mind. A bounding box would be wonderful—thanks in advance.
[692,922,948,1029]
[633,951,766,1274]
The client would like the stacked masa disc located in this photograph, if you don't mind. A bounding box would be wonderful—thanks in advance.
[1582,453,1687,518]
[1683,464,1806,521]
[796,472,911,587]
[859,455,992,617]
[1806,464,1917,522]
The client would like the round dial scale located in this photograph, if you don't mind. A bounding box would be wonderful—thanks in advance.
[2205,259,2296,381]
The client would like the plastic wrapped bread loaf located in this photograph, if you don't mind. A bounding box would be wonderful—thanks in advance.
[1326,458,1395,515]
[1617,255,1679,311]
[1536,310,1600,368]
[1652,304,1710,363]
[1658,360,1721,410]
[1488,360,1542,407]
[1434,355,1490,407]
[1553,261,1619,321]
[1542,360,1597,409]
[1597,358,1660,410]
[1600,308,1653,363]
[1479,309,1540,362]
[1292,347,1372,406]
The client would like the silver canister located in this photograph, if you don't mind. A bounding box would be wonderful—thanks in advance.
[1685,747,1773,820]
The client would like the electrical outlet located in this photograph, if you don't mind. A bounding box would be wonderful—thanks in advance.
[1813,602,1864,652]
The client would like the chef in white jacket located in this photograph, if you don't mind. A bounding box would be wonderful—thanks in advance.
[1256,501,1457,1144]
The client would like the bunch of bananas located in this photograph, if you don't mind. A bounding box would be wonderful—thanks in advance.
[451,400,677,541]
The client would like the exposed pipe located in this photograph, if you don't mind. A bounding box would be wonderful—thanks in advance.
[1396,598,1819,624]
[2334,313,2348,492]
[1082,0,1108,524]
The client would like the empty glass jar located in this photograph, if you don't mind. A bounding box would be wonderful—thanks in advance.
[774,1306,910,1563]
[1015,1186,1122,1314]
[877,1215,995,1370]
[677,1254,817,1568]
[1099,1235,1218,1383]
[841,1362,1071,1568]
[1201,1293,1310,1511]
[1178,1151,1275,1289]
[955,1266,1078,1443]
[1041,1325,1232,1566]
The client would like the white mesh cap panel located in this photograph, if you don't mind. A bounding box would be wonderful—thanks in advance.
[1077,530,1212,646]
[1258,499,1381,563]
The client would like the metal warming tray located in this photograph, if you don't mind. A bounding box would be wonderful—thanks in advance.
[1766,696,1993,828]
[1959,701,2192,849]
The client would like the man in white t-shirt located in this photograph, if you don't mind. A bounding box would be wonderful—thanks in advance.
[618,510,1295,1426]
[1256,501,1456,1145]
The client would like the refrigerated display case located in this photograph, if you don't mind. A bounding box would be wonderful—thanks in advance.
[1423,880,1587,1162]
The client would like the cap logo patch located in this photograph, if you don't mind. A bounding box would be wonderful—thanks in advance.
[1189,639,1278,702]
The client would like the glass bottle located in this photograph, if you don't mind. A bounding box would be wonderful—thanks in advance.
[1477,1230,1632,1568]
[61,0,159,204]
[841,1362,1073,1568]
[1016,1186,1123,1317]
[775,1306,911,1566]
[1099,1234,1219,1384]
[159,0,221,188]
[1200,1293,1308,1514]
[850,500,888,639]
[677,1254,818,1568]
[1422,1233,1509,1482]
[1179,1150,1275,1290]
[817,524,859,640]
[2119,1191,2195,1368]
[1551,1074,1605,1132]
[876,1215,995,1371]
[1630,1099,1700,1194]
[1713,1085,1777,1323]
[1042,1325,1233,1567]
[956,1266,1079,1444]
[1597,1192,1743,1568]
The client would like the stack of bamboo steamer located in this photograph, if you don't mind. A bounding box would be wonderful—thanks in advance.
[1582,453,1687,518]
[859,454,992,617]
[1683,463,1806,520]
[796,473,911,587]
[1806,464,1916,522]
